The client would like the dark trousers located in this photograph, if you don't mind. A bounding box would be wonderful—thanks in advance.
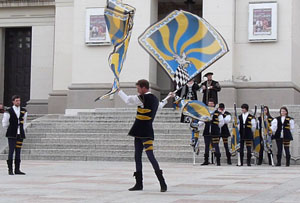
[204,136,220,155]
[221,137,230,155]
[258,143,272,164]
[276,139,290,157]
[134,138,160,172]
[8,137,23,160]
[240,140,252,158]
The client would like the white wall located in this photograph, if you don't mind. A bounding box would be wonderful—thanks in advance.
[30,25,55,100]
[234,0,292,83]
[292,0,300,88]
[203,0,235,82]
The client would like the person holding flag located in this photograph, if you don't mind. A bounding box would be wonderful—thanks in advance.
[239,104,256,166]
[218,103,232,165]
[117,79,173,192]
[257,106,274,165]
[271,106,295,167]
[199,98,224,166]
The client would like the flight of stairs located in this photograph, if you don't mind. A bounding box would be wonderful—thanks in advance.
[0,107,299,164]
[0,109,206,163]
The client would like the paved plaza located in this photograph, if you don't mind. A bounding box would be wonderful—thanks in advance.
[0,161,300,203]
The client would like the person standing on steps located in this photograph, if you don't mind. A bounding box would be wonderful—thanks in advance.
[218,103,232,165]
[199,98,224,166]
[271,106,294,167]
[118,79,172,192]
[238,104,256,166]
[2,95,27,175]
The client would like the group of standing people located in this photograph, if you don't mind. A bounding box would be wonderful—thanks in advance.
[1,76,296,193]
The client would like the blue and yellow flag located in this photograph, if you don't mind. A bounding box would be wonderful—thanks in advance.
[182,100,211,122]
[139,10,229,90]
[95,0,135,101]
[231,104,240,155]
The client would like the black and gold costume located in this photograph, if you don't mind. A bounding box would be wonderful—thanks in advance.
[272,116,294,166]
[5,107,27,175]
[239,113,255,166]
[220,111,232,164]
[202,110,222,166]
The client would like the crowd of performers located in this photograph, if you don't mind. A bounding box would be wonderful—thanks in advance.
[186,98,295,167]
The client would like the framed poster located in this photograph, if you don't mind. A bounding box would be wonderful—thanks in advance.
[85,8,111,45]
[248,2,277,42]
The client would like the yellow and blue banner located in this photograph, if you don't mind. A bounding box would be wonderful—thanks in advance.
[95,0,135,101]
[231,103,240,155]
[139,10,229,90]
[182,100,211,122]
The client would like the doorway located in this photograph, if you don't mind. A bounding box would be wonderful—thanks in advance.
[4,27,32,107]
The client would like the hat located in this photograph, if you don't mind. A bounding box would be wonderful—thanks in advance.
[204,72,213,77]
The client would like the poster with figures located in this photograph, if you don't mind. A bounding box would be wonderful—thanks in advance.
[248,2,277,42]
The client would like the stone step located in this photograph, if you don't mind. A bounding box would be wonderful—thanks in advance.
[19,143,202,151]
[23,137,193,145]
[32,117,181,123]
[29,123,188,129]
[26,128,191,134]
[15,149,199,157]
[26,132,191,139]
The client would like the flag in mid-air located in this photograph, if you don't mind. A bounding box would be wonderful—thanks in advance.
[95,0,135,101]
[139,10,229,90]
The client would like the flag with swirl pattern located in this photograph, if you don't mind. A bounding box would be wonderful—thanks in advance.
[182,100,211,122]
[139,10,229,90]
[95,0,135,101]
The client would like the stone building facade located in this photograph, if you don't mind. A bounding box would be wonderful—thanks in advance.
[0,0,299,114]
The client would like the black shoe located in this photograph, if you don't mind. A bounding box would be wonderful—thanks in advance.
[129,172,143,191]
[155,170,167,192]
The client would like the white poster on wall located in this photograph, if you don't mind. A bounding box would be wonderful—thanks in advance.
[248,2,277,42]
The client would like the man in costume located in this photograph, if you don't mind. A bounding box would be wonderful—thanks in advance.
[199,98,224,166]
[218,103,232,165]
[239,104,256,166]
[2,95,27,175]
[118,79,170,192]
[200,72,221,105]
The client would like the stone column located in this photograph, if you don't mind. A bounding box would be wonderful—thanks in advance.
[48,0,74,113]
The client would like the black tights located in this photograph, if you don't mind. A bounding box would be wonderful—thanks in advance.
[134,138,160,172]
[204,136,220,155]
[276,139,290,157]
[8,138,23,160]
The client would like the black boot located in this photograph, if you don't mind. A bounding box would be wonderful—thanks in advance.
[226,152,232,165]
[201,154,209,165]
[216,153,221,166]
[129,172,143,191]
[14,160,26,175]
[7,160,14,175]
[276,155,281,166]
[155,170,167,192]
[286,155,291,167]
[257,155,263,165]
[247,154,251,166]
[239,154,244,166]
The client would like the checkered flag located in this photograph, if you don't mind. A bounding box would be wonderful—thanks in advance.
[174,66,190,90]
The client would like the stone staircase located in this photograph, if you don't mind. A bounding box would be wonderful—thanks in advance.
[0,107,299,164]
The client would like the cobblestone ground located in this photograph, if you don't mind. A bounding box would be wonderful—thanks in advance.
[0,161,300,203]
